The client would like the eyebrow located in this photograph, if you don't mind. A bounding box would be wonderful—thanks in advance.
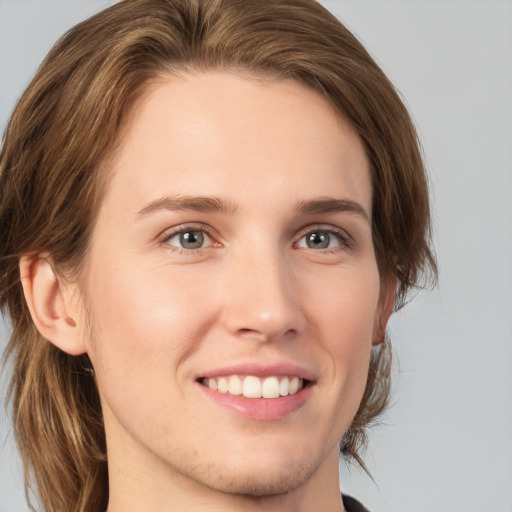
[296,198,370,223]
[137,194,370,223]
[137,195,238,216]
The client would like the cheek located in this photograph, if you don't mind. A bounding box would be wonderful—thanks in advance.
[308,265,380,337]
[83,258,215,381]
[304,265,380,380]
[83,262,218,433]
[296,265,381,440]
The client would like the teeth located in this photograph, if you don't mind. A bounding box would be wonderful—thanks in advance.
[289,376,299,394]
[243,376,262,398]
[279,377,290,396]
[262,376,280,398]
[228,375,243,395]
[217,377,228,393]
[203,375,304,399]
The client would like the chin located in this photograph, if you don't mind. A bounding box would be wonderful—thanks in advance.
[191,454,318,498]
[211,469,312,497]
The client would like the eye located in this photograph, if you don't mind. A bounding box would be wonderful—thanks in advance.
[296,227,350,251]
[162,227,213,251]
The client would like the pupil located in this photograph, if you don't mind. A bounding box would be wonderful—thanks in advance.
[180,231,204,249]
[307,232,329,249]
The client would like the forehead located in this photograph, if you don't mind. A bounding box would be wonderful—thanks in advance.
[104,71,371,217]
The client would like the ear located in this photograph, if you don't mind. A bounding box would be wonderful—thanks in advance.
[19,254,87,355]
[372,277,396,346]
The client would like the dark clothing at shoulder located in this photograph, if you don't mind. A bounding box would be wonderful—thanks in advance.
[342,494,371,512]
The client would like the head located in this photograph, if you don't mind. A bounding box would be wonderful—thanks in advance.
[0,0,436,510]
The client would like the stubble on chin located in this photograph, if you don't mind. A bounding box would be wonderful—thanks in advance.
[182,456,319,499]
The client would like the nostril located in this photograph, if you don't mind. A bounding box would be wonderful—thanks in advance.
[236,328,270,342]
[236,327,298,342]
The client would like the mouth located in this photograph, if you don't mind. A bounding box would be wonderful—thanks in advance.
[196,364,316,419]
[195,365,315,420]
[199,374,309,399]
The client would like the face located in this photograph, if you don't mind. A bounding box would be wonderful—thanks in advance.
[79,72,388,498]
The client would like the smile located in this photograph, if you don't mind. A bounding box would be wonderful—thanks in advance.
[201,375,305,399]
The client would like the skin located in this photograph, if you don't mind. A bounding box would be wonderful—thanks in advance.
[21,72,393,512]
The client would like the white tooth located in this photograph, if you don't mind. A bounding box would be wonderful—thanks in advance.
[208,378,218,391]
[218,377,228,393]
[289,376,299,394]
[279,377,290,396]
[243,376,262,398]
[262,376,280,398]
[228,375,243,395]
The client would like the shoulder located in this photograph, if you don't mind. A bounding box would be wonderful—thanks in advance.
[342,494,371,512]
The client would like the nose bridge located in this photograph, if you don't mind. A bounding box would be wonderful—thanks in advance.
[222,240,305,341]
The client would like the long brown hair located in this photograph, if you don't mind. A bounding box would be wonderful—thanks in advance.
[0,0,436,510]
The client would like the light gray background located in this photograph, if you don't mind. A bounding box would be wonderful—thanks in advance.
[1,1,511,511]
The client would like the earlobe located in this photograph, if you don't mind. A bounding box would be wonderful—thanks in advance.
[372,278,396,346]
[19,254,87,355]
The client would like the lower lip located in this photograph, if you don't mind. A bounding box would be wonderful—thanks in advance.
[198,383,312,420]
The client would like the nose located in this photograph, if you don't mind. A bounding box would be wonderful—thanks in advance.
[220,246,306,343]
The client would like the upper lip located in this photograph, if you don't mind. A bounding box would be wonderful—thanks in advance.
[196,363,317,382]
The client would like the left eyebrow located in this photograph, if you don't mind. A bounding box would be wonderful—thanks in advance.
[295,198,370,223]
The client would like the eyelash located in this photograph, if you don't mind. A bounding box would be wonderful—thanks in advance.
[158,223,215,255]
[295,225,353,253]
[158,223,353,254]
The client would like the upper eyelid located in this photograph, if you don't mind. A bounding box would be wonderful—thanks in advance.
[296,224,352,240]
[158,223,217,247]
[159,222,212,238]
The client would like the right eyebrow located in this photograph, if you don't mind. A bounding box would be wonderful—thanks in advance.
[137,195,238,217]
